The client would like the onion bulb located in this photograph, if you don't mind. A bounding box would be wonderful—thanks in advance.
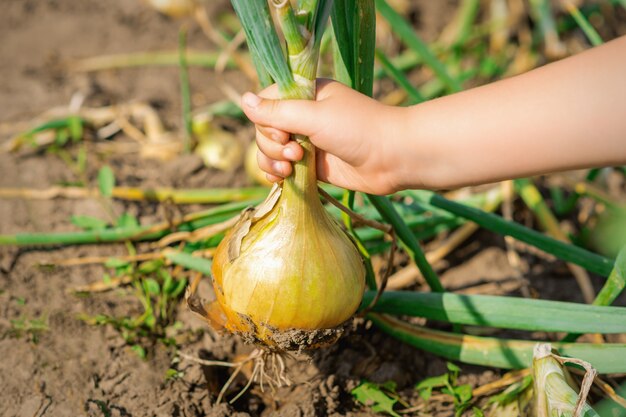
[193,119,244,172]
[244,142,273,186]
[209,175,366,350]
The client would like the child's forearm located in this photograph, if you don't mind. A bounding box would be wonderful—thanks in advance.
[395,35,626,190]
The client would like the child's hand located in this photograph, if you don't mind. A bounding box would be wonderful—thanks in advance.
[242,36,626,193]
[241,79,403,195]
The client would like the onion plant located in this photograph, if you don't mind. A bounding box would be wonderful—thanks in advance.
[2,0,625,379]
[202,0,367,351]
[213,0,626,373]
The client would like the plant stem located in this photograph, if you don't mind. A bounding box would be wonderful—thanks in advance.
[528,0,565,58]
[70,51,235,72]
[408,190,614,277]
[564,1,603,46]
[375,0,462,93]
[342,191,377,290]
[111,186,269,204]
[369,313,626,373]
[591,246,626,306]
[352,0,376,97]
[563,246,626,342]
[515,178,596,304]
[274,1,307,54]
[447,0,480,47]
[375,48,424,104]
[179,27,193,153]
[231,0,297,92]
[361,291,626,334]
[368,195,444,292]
[272,2,320,203]
[0,186,270,203]
[0,200,256,246]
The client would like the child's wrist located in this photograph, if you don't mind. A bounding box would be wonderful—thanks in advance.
[381,105,421,192]
[388,103,446,191]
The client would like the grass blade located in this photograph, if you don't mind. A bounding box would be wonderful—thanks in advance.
[563,246,626,342]
[249,44,274,88]
[343,191,377,290]
[331,25,351,85]
[109,186,269,204]
[441,0,480,48]
[515,178,595,304]
[369,314,626,373]
[330,0,374,94]
[179,28,192,153]
[0,186,270,203]
[0,200,256,246]
[595,381,626,416]
[71,51,236,72]
[592,246,626,306]
[528,0,565,57]
[311,0,334,48]
[368,195,444,292]
[330,0,355,83]
[564,2,603,46]
[408,190,614,277]
[352,0,376,96]
[361,291,626,334]
[165,251,212,275]
[375,48,424,104]
[230,0,294,92]
[97,166,115,198]
[375,0,462,92]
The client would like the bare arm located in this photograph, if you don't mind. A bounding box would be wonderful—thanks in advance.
[242,35,626,194]
[400,35,626,190]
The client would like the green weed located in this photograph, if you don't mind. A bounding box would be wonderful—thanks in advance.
[415,362,474,417]
[8,315,49,343]
[351,380,405,417]
[79,256,188,358]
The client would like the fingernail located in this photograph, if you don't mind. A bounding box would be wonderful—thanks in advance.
[272,161,284,175]
[283,147,297,161]
[242,92,262,108]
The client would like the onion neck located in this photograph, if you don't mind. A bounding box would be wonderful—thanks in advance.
[283,133,317,205]
[279,45,319,207]
[272,2,320,206]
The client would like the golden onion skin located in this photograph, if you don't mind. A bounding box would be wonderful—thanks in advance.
[211,186,366,350]
[144,0,197,17]
[244,142,273,186]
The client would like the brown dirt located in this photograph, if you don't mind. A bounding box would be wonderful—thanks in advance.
[1,1,624,417]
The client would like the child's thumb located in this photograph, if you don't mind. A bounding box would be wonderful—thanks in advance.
[241,92,317,136]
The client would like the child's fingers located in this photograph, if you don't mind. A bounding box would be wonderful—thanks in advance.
[256,125,290,145]
[257,131,303,162]
[265,173,283,183]
[242,92,318,137]
[256,150,292,178]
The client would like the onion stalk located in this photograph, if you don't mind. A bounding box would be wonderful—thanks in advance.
[532,343,599,417]
[203,1,365,351]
